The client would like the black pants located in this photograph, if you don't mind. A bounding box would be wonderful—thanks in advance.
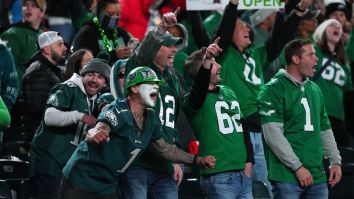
[329,116,351,147]
[58,178,119,199]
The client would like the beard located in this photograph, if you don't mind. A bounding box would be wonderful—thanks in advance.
[51,48,66,65]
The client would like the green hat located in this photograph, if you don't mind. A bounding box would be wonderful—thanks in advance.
[161,32,183,46]
[125,67,163,93]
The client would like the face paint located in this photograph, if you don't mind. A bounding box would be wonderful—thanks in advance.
[138,83,159,107]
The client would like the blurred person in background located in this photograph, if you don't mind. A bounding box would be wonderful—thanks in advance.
[312,19,353,147]
[72,0,133,65]
[65,49,93,80]
[22,31,67,152]
[0,38,18,154]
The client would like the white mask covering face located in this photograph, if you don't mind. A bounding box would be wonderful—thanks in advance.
[138,83,159,107]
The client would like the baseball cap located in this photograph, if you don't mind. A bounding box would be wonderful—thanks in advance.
[21,0,46,11]
[161,32,183,46]
[250,9,276,27]
[38,31,63,49]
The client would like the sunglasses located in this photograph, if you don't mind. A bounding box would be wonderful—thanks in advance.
[118,72,125,79]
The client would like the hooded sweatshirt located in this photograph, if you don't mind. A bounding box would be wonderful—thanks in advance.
[29,73,98,178]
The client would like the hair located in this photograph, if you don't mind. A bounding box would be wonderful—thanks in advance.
[184,47,207,79]
[65,49,92,80]
[319,32,348,64]
[91,0,119,15]
[284,39,313,65]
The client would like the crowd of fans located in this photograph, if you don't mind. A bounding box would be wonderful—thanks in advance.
[0,0,353,198]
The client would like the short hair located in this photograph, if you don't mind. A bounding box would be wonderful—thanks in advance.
[284,39,313,65]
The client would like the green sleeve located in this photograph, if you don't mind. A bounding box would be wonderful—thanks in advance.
[0,96,10,127]
[257,81,284,124]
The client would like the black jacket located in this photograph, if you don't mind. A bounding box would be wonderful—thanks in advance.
[72,20,131,64]
[22,52,65,141]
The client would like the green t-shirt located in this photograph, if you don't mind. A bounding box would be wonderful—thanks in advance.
[217,45,269,118]
[257,70,332,184]
[183,86,247,175]
[63,99,162,195]
[29,80,94,178]
[314,45,353,121]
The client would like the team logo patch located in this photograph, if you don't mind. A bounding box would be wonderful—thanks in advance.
[47,94,59,106]
[140,70,155,79]
[105,111,118,126]
[128,73,136,81]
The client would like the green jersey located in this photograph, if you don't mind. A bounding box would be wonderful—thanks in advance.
[257,70,332,183]
[29,76,95,178]
[1,23,42,86]
[217,45,268,117]
[314,45,353,121]
[183,86,247,175]
[126,30,181,173]
[63,99,162,195]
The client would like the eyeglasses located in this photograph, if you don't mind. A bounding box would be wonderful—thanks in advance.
[118,72,125,79]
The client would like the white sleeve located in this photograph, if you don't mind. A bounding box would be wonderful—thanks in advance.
[44,107,85,127]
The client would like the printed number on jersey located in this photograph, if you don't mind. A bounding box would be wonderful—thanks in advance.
[159,94,176,129]
[321,58,345,86]
[243,55,261,85]
[300,98,314,131]
[215,101,243,134]
[70,122,88,146]
[117,148,141,173]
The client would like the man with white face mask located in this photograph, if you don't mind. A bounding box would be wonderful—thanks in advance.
[58,66,216,199]
[121,8,184,199]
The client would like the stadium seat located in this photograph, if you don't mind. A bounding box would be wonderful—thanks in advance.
[179,166,203,199]
[0,180,12,199]
[1,141,29,161]
[252,180,271,199]
[0,159,29,180]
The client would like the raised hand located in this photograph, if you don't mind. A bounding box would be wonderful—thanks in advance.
[205,37,222,60]
[158,7,180,33]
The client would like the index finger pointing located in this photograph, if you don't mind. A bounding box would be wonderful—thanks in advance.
[174,7,180,17]
[213,37,220,45]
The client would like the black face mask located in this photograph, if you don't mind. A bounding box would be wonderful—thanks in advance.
[98,12,119,30]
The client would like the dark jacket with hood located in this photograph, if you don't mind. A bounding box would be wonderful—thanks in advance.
[22,52,65,142]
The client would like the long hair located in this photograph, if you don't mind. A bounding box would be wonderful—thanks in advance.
[319,33,348,64]
[65,49,92,80]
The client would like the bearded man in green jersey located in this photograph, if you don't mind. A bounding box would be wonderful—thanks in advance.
[183,38,254,198]
[257,39,342,199]
[59,67,216,199]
